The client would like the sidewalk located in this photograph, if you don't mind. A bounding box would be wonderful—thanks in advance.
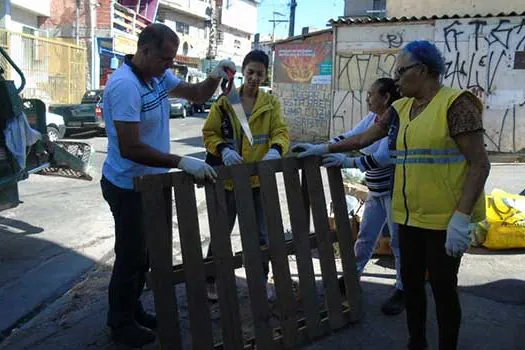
[1,248,524,350]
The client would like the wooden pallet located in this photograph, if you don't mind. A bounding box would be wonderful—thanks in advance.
[134,157,362,349]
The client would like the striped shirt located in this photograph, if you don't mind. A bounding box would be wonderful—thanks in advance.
[102,56,181,189]
[331,112,393,196]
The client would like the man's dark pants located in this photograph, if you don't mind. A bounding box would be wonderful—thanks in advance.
[101,176,148,327]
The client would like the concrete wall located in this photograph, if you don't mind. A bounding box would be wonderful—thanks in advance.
[333,16,525,153]
[387,0,525,18]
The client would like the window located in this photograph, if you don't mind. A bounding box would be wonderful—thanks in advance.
[176,22,189,35]
[373,0,385,11]
[234,39,241,49]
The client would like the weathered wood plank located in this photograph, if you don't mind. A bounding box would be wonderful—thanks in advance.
[173,176,214,349]
[303,158,345,330]
[205,180,244,350]
[282,158,321,340]
[327,167,363,323]
[231,165,275,349]
[166,231,340,285]
[258,160,298,348]
[139,181,182,349]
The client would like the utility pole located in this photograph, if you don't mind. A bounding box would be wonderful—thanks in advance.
[288,0,297,37]
[268,11,288,42]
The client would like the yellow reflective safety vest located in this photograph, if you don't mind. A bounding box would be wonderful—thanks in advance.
[390,86,486,230]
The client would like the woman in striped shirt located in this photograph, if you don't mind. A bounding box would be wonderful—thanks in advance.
[325,78,403,315]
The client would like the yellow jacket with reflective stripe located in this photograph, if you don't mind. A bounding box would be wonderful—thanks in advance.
[202,88,289,190]
[390,86,486,230]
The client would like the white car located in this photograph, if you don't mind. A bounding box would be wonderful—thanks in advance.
[46,111,66,141]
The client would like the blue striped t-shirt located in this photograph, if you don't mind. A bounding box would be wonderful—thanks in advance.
[102,58,181,189]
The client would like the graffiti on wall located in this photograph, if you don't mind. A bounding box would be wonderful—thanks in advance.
[334,17,525,152]
[273,83,332,141]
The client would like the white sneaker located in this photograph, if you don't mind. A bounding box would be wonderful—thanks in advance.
[207,283,218,301]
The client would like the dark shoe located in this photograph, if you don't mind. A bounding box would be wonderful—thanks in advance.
[136,310,157,330]
[381,288,405,315]
[110,321,156,348]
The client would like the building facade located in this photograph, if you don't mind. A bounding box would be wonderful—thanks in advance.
[39,0,159,90]
[0,0,87,104]
[344,0,386,17]
[387,0,525,18]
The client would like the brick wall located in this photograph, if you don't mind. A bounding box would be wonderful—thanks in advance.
[97,0,113,29]
[38,0,90,36]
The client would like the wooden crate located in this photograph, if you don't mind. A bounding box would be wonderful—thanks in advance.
[135,157,362,349]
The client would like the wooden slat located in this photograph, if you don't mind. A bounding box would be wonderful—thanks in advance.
[300,169,311,232]
[326,168,363,323]
[140,181,182,349]
[303,158,345,330]
[282,158,321,340]
[205,180,244,350]
[258,160,298,348]
[167,231,340,285]
[173,175,214,349]
[231,165,274,349]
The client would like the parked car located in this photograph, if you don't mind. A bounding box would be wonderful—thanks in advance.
[169,98,192,118]
[45,112,66,141]
[49,89,105,135]
[22,100,66,141]
[191,95,218,113]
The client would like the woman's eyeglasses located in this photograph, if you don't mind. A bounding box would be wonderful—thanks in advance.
[395,63,420,79]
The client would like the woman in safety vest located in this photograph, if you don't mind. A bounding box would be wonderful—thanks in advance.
[293,40,490,350]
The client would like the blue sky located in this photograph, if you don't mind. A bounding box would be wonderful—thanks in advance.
[256,0,344,40]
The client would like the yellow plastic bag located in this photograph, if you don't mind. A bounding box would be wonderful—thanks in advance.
[483,189,525,250]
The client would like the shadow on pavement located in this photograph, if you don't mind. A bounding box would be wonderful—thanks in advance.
[460,278,525,305]
[0,216,97,343]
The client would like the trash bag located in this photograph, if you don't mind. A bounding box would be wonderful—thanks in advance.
[342,168,366,185]
[482,189,525,250]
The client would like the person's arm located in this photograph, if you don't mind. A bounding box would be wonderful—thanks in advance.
[353,136,391,171]
[328,114,390,153]
[202,101,228,156]
[109,80,181,168]
[169,59,236,103]
[170,78,221,104]
[448,92,490,215]
[330,112,376,143]
[455,131,490,215]
[267,99,289,155]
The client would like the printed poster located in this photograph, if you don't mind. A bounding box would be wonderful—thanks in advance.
[274,40,332,85]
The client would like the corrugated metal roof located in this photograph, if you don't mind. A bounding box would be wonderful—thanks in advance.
[330,11,525,25]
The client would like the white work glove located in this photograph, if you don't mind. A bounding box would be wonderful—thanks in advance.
[178,156,217,181]
[221,147,243,166]
[322,153,356,168]
[262,148,281,161]
[445,211,471,257]
[291,143,329,158]
[209,59,236,80]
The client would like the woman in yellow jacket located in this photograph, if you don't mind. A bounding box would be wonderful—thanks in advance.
[294,41,490,350]
[202,50,289,300]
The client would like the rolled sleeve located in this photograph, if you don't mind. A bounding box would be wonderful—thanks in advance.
[109,79,142,122]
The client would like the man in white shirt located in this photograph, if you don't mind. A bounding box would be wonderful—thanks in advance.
[100,23,235,347]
